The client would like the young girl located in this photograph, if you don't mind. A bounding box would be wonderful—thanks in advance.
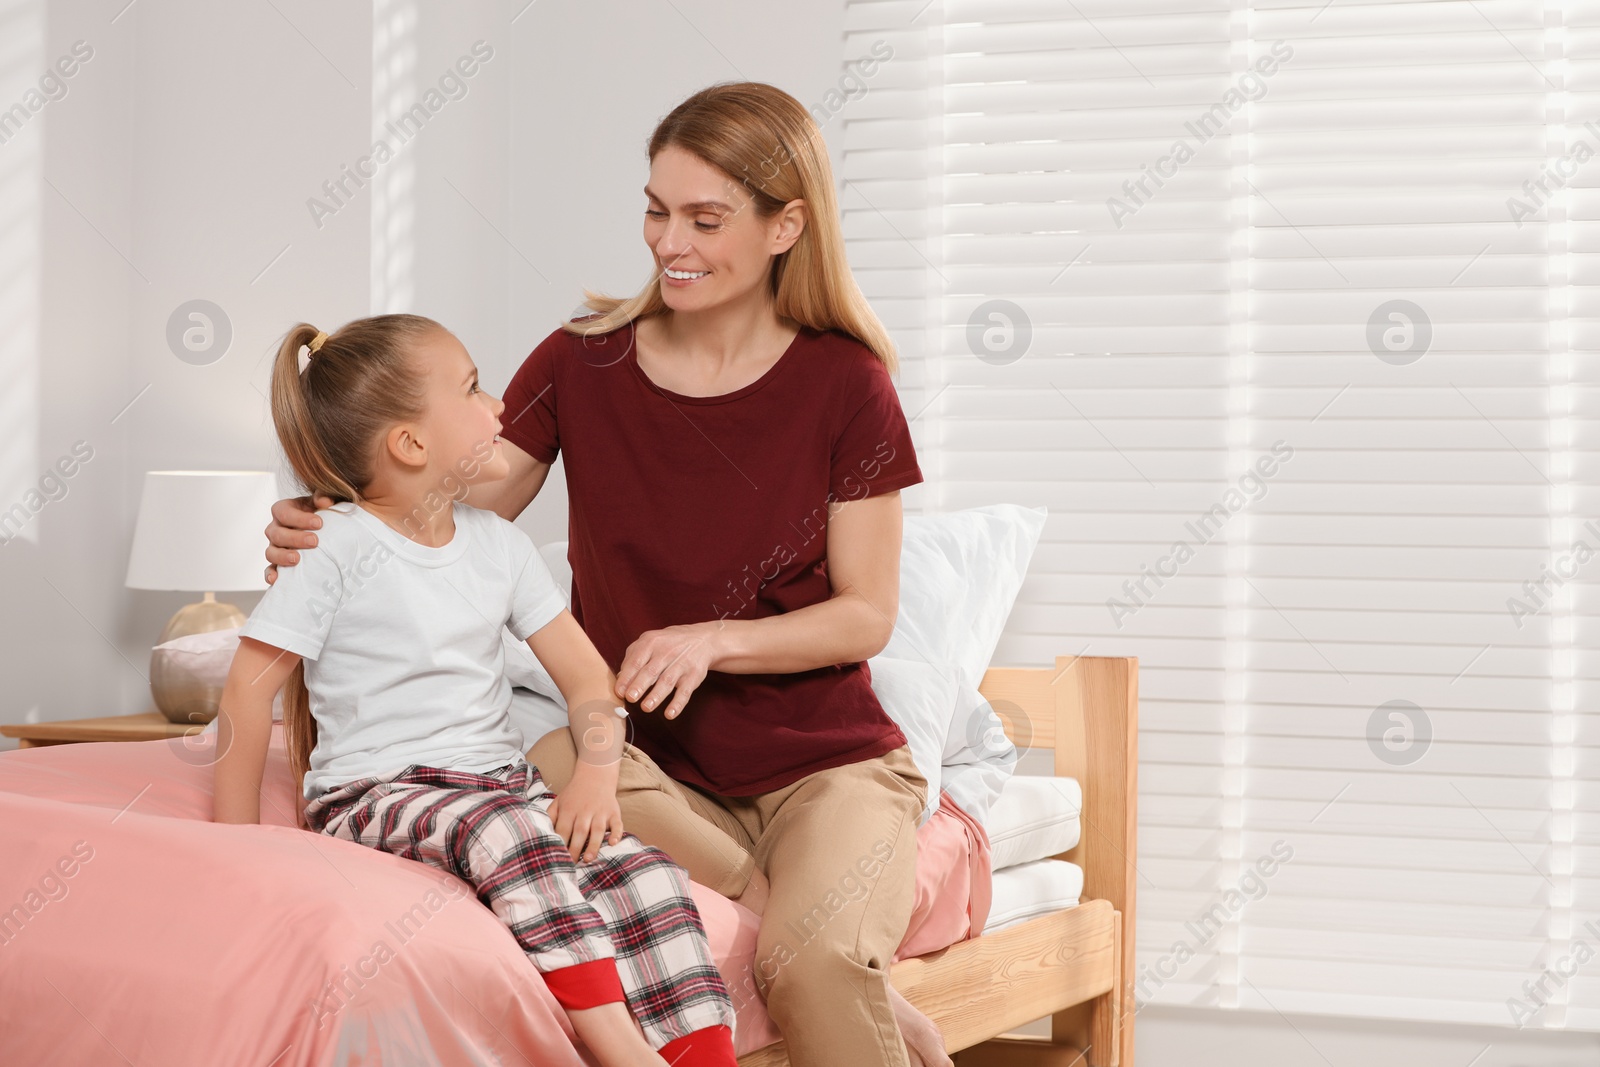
[212,314,737,1067]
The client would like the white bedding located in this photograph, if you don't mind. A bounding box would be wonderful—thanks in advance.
[977,773,1085,933]
[983,859,1085,933]
[987,774,1082,871]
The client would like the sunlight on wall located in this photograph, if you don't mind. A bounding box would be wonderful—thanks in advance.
[370,0,416,313]
[1546,54,1576,1030]
[0,0,42,551]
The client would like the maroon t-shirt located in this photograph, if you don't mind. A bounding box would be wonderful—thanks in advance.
[499,318,924,796]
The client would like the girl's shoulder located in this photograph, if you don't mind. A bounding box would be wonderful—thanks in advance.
[455,501,534,556]
[310,501,401,560]
[262,502,369,587]
[311,501,368,544]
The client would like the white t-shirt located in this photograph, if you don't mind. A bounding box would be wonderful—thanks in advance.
[239,500,566,799]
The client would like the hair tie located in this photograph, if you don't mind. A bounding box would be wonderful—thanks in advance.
[308,330,328,354]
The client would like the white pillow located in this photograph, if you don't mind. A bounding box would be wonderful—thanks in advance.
[884,505,1048,691]
[987,775,1082,871]
[865,656,958,826]
[939,676,1017,828]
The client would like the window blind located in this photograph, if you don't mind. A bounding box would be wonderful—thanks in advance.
[839,0,1600,1033]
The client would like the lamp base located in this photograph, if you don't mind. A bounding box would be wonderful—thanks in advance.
[150,592,246,725]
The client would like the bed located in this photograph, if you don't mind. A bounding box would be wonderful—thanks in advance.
[0,651,1134,1067]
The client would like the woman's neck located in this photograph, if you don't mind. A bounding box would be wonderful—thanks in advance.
[654,290,796,371]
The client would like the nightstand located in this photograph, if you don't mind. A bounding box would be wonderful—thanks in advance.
[0,711,203,749]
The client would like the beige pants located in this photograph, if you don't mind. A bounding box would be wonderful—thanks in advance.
[528,730,928,1067]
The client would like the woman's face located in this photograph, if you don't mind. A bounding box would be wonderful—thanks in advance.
[642,144,804,314]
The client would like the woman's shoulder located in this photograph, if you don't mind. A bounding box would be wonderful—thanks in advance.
[539,315,629,351]
[796,324,888,372]
[793,326,897,404]
[515,317,634,380]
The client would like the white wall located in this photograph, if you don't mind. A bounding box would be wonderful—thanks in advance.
[0,0,846,729]
[2,0,374,728]
[5,2,1597,1065]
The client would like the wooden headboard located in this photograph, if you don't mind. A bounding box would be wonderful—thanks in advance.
[976,654,1138,1062]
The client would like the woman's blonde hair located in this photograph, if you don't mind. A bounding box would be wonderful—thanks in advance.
[266,313,439,802]
[563,81,897,373]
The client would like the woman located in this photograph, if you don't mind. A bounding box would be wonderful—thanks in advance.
[266,82,950,1067]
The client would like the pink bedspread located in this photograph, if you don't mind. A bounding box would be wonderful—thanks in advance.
[0,727,990,1065]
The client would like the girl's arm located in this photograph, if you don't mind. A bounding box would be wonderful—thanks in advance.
[615,491,903,719]
[525,610,626,863]
[213,636,304,825]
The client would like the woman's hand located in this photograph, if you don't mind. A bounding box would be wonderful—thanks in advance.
[547,765,624,864]
[263,494,334,585]
[615,622,727,720]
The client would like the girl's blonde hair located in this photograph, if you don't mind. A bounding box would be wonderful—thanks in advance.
[563,81,897,373]
[266,313,440,801]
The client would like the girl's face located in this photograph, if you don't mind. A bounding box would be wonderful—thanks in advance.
[642,145,806,314]
[410,329,509,485]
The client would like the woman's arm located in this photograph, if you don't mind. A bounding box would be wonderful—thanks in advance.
[526,610,627,863]
[615,491,903,719]
[262,441,551,581]
[213,636,304,824]
[465,441,552,522]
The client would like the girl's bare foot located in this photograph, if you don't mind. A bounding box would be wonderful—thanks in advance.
[888,985,953,1067]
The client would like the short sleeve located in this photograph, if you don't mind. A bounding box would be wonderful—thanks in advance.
[500,328,565,465]
[829,353,924,503]
[237,525,349,661]
[501,521,568,641]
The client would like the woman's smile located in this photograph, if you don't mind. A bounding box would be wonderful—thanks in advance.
[663,267,710,286]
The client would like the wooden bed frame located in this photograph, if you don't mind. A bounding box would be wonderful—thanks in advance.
[738,654,1138,1067]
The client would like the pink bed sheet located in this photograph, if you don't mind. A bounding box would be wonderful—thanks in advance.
[0,726,990,1065]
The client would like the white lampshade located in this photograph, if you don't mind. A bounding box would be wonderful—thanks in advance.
[125,471,283,592]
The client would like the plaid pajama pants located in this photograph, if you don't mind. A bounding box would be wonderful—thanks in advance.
[302,757,735,1060]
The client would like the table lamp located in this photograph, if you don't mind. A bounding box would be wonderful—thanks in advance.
[125,471,283,723]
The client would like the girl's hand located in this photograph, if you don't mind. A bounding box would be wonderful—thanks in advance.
[547,767,624,864]
[264,493,334,585]
[614,622,726,720]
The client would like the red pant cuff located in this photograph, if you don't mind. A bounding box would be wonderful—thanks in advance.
[542,957,625,1010]
[659,1024,737,1067]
